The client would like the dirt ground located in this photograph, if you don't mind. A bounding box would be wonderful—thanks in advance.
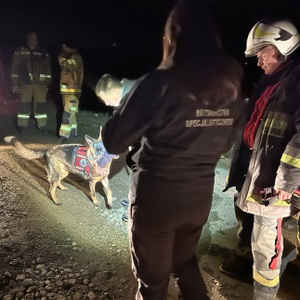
[1,95,300,300]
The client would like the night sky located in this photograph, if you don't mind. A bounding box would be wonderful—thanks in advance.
[1,0,300,90]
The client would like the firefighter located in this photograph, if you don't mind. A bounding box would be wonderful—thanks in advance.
[10,31,52,133]
[219,19,300,299]
[58,39,84,144]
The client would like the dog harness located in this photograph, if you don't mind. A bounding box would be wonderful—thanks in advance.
[74,147,91,179]
[73,146,117,179]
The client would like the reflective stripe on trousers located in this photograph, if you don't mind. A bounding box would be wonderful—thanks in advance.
[59,94,79,138]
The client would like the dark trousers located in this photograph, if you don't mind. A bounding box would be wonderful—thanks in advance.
[129,177,213,300]
[234,192,253,256]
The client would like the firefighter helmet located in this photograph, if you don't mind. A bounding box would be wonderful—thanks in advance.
[245,19,300,57]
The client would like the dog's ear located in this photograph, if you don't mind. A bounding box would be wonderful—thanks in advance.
[98,126,102,141]
[85,135,95,147]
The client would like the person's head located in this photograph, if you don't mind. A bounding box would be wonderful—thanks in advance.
[62,38,77,54]
[26,31,38,49]
[245,19,300,75]
[95,73,123,106]
[159,0,221,68]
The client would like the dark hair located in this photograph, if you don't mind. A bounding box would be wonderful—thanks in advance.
[170,0,221,60]
[63,38,76,49]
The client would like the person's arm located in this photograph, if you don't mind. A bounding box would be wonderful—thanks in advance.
[102,75,162,154]
[58,52,66,66]
[10,49,20,93]
[44,50,52,86]
[275,107,300,199]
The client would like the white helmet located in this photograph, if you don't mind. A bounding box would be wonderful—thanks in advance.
[245,19,300,57]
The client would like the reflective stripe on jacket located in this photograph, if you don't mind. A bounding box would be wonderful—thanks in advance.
[227,60,300,217]
[58,52,84,95]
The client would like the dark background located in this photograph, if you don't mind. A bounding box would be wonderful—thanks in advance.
[1,0,300,108]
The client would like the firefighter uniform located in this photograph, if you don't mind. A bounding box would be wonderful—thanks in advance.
[222,18,300,299]
[58,51,83,139]
[10,45,51,129]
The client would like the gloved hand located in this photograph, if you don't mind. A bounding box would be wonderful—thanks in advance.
[11,85,20,94]
[291,188,300,210]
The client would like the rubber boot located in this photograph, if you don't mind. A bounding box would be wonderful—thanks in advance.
[253,281,278,300]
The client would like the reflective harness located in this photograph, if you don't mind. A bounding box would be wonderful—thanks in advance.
[73,146,117,179]
[74,147,91,179]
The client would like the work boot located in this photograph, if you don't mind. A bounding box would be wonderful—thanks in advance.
[219,253,253,276]
[285,258,300,275]
[37,126,48,134]
[253,281,278,300]
[58,136,68,144]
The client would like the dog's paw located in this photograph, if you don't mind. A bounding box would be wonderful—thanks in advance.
[92,200,100,206]
[106,204,112,209]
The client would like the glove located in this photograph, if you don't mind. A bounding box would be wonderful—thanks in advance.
[11,85,20,94]
[291,188,300,210]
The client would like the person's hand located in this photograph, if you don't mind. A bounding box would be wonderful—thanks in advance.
[11,85,20,94]
[274,188,291,200]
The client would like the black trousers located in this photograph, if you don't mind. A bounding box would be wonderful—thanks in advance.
[128,174,213,300]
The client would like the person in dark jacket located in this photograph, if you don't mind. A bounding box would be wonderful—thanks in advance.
[219,18,300,300]
[101,1,244,299]
[10,31,52,133]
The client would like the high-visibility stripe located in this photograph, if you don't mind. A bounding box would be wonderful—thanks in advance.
[282,145,300,159]
[245,193,289,206]
[60,87,81,93]
[253,268,279,287]
[67,59,77,67]
[34,114,47,119]
[17,114,30,119]
[19,51,31,55]
[262,117,288,138]
[71,124,77,129]
[281,153,300,168]
[11,74,19,78]
[60,124,71,132]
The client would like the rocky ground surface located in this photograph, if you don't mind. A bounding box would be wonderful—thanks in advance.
[1,98,300,300]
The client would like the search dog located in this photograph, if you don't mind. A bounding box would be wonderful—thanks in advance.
[4,126,118,208]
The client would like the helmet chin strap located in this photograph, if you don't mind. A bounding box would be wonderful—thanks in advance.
[279,54,288,62]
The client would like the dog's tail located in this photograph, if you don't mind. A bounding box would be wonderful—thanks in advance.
[4,136,45,160]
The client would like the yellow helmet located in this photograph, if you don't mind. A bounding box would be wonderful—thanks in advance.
[245,19,300,57]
